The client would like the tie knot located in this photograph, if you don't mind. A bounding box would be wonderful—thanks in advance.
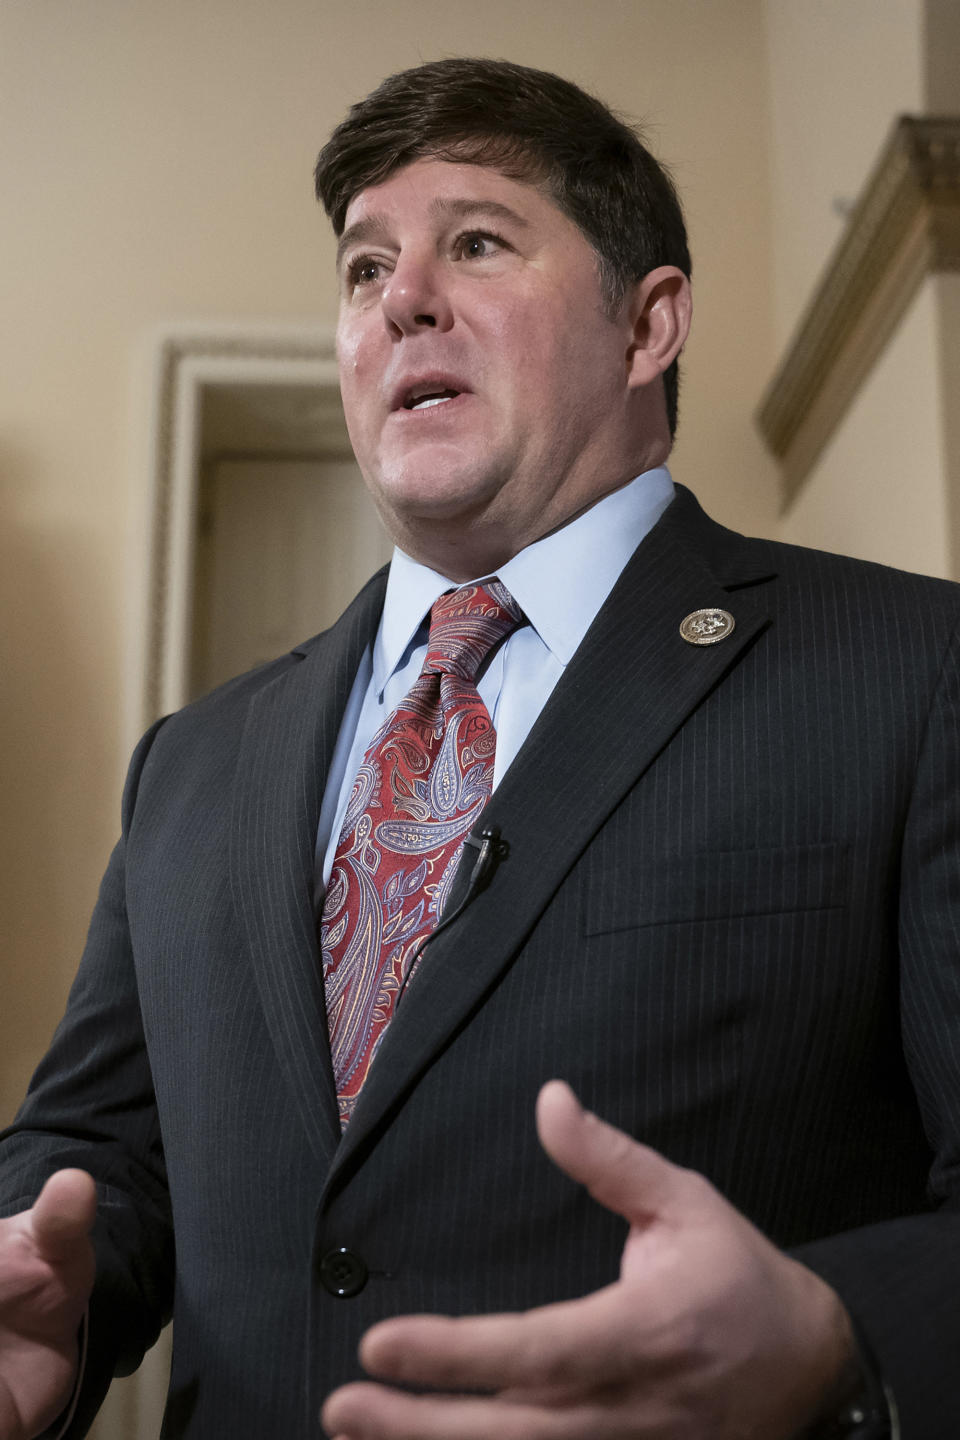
[424,580,524,682]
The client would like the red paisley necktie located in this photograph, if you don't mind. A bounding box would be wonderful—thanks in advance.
[320,579,524,1127]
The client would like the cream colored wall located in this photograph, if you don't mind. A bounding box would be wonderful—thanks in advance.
[764,0,925,353]
[0,0,780,1125]
[769,276,950,574]
[764,0,956,579]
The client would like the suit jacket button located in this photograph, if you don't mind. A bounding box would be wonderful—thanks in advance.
[320,1246,369,1297]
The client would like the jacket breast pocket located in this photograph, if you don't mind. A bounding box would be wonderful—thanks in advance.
[583,841,849,937]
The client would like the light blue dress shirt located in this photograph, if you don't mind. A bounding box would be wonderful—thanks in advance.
[315,466,675,895]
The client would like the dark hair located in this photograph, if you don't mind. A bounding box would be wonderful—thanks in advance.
[315,58,691,436]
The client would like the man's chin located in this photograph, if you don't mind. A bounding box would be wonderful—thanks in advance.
[371,470,506,529]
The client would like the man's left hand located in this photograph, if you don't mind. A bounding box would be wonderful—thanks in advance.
[323,1080,856,1440]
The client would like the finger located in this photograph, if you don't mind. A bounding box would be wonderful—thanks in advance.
[358,1295,624,1394]
[324,1379,615,1440]
[535,1081,697,1226]
[30,1170,97,1263]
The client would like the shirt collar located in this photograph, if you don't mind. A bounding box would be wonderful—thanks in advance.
[372,465,675,694]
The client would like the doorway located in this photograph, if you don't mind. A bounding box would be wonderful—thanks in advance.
[128,324,390,742]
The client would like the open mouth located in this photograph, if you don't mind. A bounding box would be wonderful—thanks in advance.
[403,387,461,411]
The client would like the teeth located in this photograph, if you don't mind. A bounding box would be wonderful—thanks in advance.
[404,387,460,410]
[414,395,453,410]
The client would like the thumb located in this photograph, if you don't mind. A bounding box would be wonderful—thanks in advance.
[30,1170,97,1263]
[535,1080,691,1226]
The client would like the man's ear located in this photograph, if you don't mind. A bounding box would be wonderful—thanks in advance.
[624,266,692,389]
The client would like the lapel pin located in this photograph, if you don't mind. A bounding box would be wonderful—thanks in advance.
[680,608,736,645]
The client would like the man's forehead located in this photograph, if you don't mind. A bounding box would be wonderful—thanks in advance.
[341,157,554,226]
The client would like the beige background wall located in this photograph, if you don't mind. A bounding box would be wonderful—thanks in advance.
[777,275,952,575]
[765,0,925,350]
[766,0,960,574]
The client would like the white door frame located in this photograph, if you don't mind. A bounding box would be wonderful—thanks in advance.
[126,322,343,752]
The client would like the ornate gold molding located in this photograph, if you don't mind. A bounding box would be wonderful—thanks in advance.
[757,116,960,505]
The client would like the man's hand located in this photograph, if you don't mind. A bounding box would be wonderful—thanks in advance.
[0,1170,96,1440]
[323,1082,856,1440]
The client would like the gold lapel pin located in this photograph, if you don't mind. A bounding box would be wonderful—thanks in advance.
[679,608,736,645]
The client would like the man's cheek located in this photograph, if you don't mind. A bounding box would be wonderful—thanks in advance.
[335,317,369,383]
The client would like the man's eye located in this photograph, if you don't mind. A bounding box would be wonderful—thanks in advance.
[346,257,381,287]
[454,231,503,260]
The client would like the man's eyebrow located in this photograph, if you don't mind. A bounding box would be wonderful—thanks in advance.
[428,196,531,229]
[336,197,530,270]
[337,216,388,271]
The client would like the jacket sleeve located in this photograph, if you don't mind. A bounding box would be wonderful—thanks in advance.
[794,616,960,1438]
[0,718,175,1435]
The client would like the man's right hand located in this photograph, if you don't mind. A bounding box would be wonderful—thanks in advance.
[0,1170,96,1440]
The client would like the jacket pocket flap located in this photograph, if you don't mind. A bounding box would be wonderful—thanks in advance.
[584,841,848,936]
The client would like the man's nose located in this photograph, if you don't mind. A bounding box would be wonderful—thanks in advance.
[380,256,453,336]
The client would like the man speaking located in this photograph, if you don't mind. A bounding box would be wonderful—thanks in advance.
[1,57,958,1439]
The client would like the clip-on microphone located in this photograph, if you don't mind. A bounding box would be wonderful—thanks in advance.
[395,825,507,1007]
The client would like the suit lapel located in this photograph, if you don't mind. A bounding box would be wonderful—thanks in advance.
[231,569,388,1167]
[328,489,776,1186]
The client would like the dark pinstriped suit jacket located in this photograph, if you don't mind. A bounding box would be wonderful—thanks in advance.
[3,486,960,1437]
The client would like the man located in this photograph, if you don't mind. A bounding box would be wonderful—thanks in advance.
[1,57,958,1439]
